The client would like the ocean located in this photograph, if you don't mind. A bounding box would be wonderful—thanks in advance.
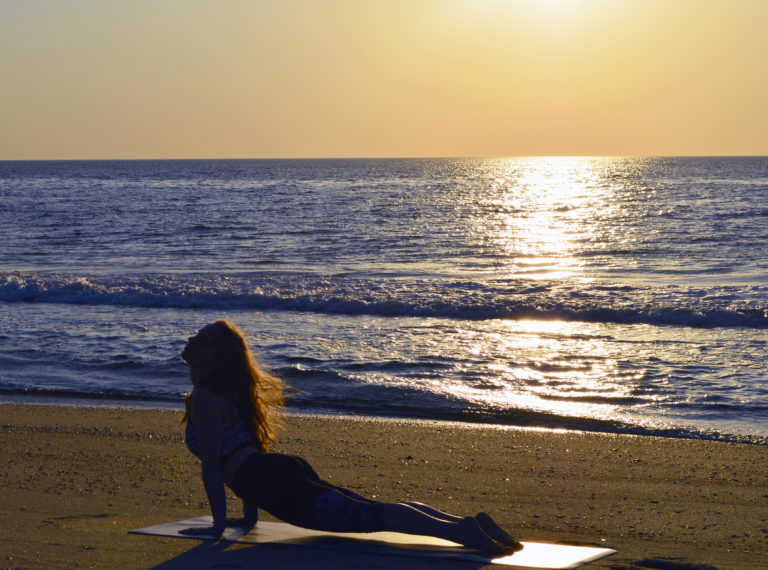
[1,157,766,443]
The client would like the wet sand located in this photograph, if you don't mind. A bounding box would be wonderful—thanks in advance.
[1,403,766,569]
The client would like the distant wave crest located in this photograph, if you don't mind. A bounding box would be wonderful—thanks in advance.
[1,271,766,329]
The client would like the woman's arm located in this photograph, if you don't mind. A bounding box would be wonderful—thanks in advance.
[182,389,227,536]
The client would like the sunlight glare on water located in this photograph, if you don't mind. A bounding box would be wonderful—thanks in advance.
[439,318,651,425]
[478,157,618,280]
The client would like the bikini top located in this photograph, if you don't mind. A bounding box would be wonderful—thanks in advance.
[185,416,255,461]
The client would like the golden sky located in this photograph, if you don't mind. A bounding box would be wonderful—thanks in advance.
[1,0,766,159]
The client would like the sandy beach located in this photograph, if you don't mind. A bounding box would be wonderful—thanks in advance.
[1,403,766,569]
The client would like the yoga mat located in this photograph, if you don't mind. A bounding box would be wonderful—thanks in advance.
[131,516,616,569]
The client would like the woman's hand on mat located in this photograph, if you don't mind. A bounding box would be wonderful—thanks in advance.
[179,525,224,538]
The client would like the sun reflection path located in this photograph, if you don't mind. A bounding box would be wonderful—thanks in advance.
[480,157,617,280]
[428,157,662,429]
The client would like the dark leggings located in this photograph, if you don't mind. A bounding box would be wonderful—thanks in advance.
[231,453,386,532]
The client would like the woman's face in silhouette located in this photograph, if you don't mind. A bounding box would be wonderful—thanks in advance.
[181,324,218,370]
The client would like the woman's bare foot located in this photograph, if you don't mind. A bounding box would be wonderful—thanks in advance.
[475,512,523,552]
[456,516,514,554]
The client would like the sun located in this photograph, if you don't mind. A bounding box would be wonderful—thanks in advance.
[540,0,576,15]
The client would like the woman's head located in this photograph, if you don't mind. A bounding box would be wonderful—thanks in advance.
[183,321,249,392]
[182,319,286,452]
[181,323,221,372]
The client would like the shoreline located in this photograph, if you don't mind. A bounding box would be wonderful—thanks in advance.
[2,403,767,569]
[1,392,767,447]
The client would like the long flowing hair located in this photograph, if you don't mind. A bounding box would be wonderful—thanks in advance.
[184,319,285,452]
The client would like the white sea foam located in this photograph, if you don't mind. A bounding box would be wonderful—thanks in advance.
[1,271,765,329]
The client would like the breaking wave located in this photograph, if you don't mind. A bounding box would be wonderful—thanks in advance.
[2,271,766,329]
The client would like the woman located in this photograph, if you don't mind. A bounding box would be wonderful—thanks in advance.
[179,319,521,554]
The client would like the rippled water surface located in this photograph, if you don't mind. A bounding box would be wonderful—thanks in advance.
[1,157,766,442]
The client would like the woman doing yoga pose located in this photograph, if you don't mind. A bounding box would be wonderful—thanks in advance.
[179,319,521,553]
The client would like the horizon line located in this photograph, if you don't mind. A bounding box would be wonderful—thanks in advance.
[2,153,767,162]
